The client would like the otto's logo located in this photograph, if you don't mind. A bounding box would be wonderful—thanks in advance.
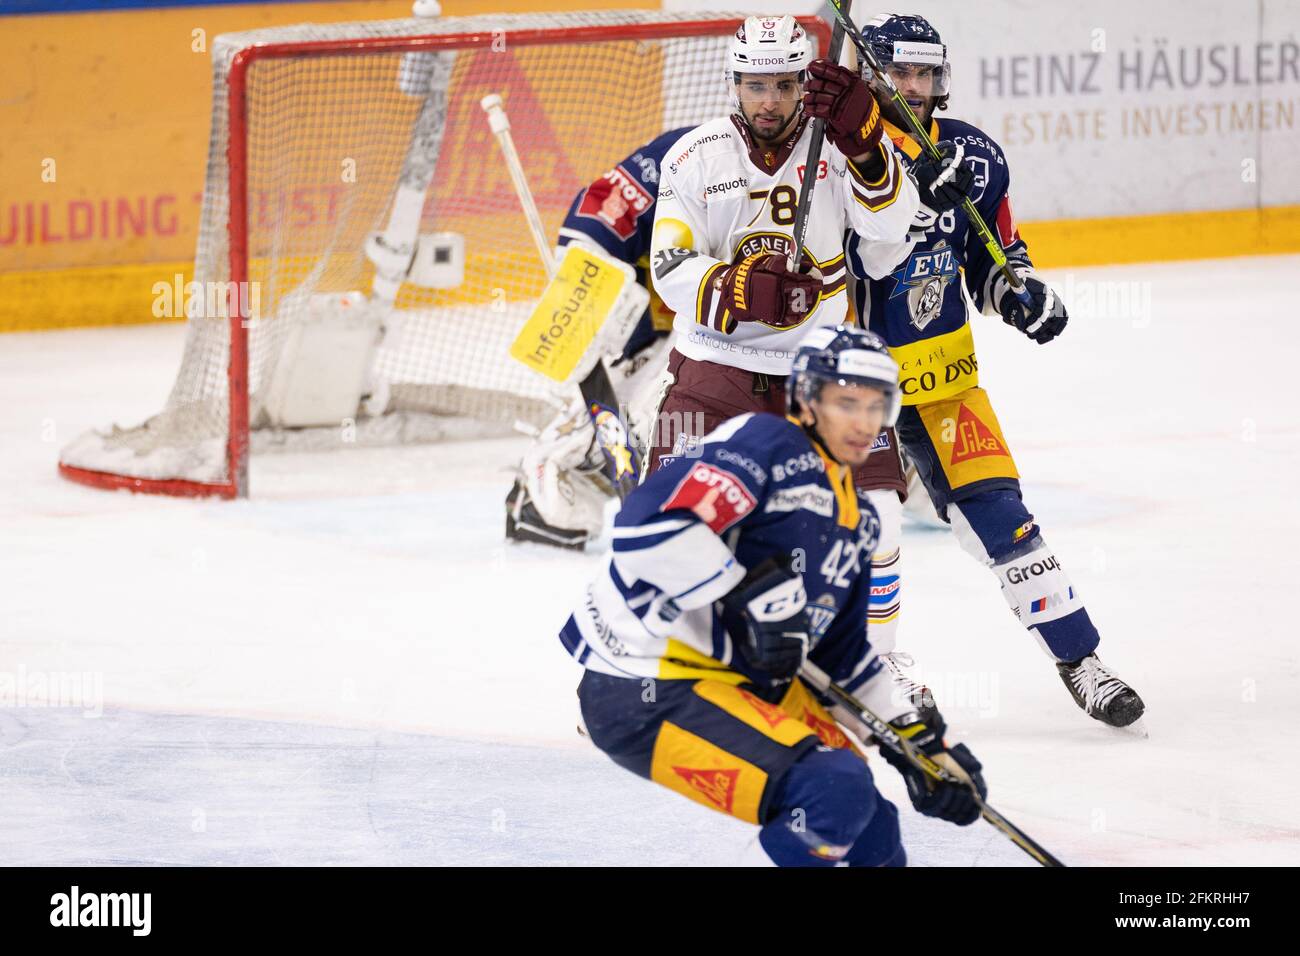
[576,165,653,240]
[663,462,756,533]
[1006,556,1061,585]
[949,404,1008,464]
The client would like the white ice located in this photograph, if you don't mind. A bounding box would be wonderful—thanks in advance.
[2,255,1298,866]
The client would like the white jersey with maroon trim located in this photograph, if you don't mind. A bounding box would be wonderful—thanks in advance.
[650,114,919,375]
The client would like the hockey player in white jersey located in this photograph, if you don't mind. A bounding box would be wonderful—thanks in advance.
[559,326,987,866]
[645,15,927,482]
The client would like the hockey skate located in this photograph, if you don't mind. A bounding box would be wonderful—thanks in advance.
[505,478,589,550]
[1056,653,1145,728]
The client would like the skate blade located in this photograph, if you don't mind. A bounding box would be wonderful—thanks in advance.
[1105,716,1149,739]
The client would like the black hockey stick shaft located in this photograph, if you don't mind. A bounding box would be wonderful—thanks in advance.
[578,362,640,500]
[799,661,1066,867]
[787,18,846,270]
[825,0,1032,306]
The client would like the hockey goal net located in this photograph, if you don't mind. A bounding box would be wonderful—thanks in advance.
[57,10,830,498]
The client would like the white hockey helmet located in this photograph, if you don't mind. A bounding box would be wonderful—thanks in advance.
[726,15,813,77]
[725,15,813,116]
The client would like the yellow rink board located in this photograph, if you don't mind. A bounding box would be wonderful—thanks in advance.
[3,0,1299,334]
[0,0,648,333]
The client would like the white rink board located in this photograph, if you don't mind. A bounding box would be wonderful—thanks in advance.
[670,0,1300,220]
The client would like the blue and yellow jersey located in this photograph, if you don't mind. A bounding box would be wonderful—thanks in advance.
[848,117,1034,404]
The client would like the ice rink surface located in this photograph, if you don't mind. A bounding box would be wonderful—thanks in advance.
[3,255,1298,866]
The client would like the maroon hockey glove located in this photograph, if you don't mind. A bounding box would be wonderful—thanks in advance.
[718,252,821,328]
[802,58,884,158]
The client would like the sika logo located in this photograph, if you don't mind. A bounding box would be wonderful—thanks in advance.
[803,711,850,749]
[949,403,1007,463]
[672,766,739,812]
[738,688,789,729]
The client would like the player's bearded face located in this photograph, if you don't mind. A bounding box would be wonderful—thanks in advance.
[737,72,803,144]
[801,382,888,467]
[883,63,939,125]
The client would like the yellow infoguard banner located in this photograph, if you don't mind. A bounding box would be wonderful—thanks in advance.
[509,244,628,383]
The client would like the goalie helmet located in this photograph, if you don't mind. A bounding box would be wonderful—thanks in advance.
[724,15,813,113]
[788,325,900,428]
[861,13,951,113]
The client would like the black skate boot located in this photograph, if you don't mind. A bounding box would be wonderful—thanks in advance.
[505,479,589,550]
[1057,653,1145,727]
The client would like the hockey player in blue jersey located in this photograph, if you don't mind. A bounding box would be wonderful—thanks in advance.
[845,14,1145,727]
[506,128,690,549]
[559,326,987,866]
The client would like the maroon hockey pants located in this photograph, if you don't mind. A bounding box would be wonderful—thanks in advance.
[646,349,905,496]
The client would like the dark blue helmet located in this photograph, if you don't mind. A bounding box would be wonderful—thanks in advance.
[788,324,900,427]
[861,13,951,114]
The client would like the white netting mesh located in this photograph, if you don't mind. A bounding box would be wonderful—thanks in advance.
[59,11,787,492]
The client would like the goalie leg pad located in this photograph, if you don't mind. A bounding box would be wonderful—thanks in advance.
[512,399,613,542]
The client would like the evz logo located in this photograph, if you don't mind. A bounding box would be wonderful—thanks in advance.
[889,240,959,332]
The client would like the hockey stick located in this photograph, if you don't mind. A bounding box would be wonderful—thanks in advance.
[788,19,846,272]
[799,660,1066,867]
[481,95,641,500]
[824,0,1033,306]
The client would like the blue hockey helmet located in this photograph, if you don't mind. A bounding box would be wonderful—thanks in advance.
[861,13,951,114]
[788,324,900,428]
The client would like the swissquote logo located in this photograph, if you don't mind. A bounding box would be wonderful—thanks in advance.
[50,886,151,936]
